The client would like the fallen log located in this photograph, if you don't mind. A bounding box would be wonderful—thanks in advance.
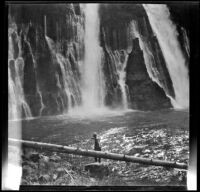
[9,138,188,170]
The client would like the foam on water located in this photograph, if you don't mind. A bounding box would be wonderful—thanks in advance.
[67,106,133,119]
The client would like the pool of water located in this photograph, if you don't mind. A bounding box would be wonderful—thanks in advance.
[9,109,189,146]
[8,108,189,186]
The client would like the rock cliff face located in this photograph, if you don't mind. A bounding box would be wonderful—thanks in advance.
[99,4,174,110]
[8,4,84,118]
[167,3,192,68]
[8,3,192,119]
[125,38,172,110]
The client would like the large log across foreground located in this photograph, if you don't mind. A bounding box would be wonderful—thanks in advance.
[9,138,188,170]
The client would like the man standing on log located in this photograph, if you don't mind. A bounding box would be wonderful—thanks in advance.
[92,133,101,163]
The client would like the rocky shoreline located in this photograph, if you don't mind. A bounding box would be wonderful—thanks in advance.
[15,123,188,186]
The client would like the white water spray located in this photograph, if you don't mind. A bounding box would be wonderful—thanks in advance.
[8,33,32,120]
[181,27,190,58]
[45,36,81,111]
[118,55,129,109]
[81,4,105,110]
[6,26,23,190]
[112,50,129,109]
[143,4,189,109]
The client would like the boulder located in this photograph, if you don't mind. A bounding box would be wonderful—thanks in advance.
[143,149,151,154]
[85,162,109,178]
[38,174,51,184]
[49,155,61,162]
[142,154,150,158]
[29,152,40,162]
[22,161,29,167]
[56,167,66,178]
[22,165,32,177]
[128,145,147,154]
[29,161,38,169]
[40,155,50,163]
[21,179,29,185]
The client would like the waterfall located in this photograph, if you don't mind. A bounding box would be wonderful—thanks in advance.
[110,50,129,109]
[8,32,32,120]
[101,27,130,110]
[143,4,189,109]
[116,52,129,109]
[81,4,105,110]
[181,27,190,58]
[45,36,82,111]
[37,85,45,116]
[9,4,190,119]
[129,20,175,103]
[8,60,32,120]
[129,21,163,88]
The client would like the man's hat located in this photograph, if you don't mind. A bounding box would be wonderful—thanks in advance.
[92,133,97,138]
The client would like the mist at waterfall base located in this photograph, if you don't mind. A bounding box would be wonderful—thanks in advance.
[69,4,107,117]
[81,4,104,110]
[69,4,131,117]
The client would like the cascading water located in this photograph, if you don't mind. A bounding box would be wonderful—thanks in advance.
[9,4,190,119]
[143,4,189,109]
[37,85,45,116]
[117,53,129,109]
[8,30,32,120]
[81,4,105,110]
[111,50,129,109]
[181,27,190,58]
[100,27,130,110]
[129,21,160,84]
[129,20,174,102]
[45,36,82,111]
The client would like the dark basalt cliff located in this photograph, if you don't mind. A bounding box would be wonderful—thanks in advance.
[99,4,174,110]
[8,3,192,118]
[99,4,145,50]
[102,47,123,108]
[126,38,171,110]
[167,3,196,68]
[9,4,84,117]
